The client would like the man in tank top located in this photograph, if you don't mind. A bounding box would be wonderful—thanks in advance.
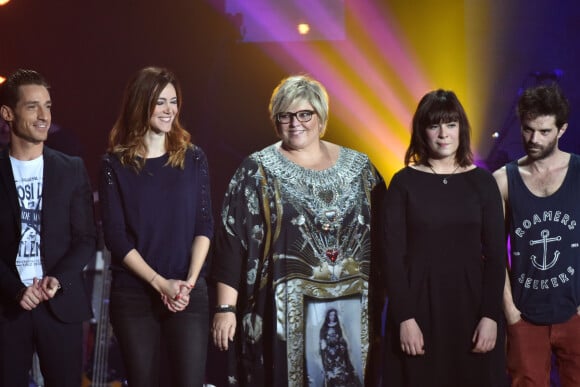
[0,69,96,386]
[493,84,580,386]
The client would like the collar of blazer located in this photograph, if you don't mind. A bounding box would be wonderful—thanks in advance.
[0,146,60,228]
[0,148,20,224]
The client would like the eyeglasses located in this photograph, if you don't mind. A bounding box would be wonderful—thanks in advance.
[276,110,316,124]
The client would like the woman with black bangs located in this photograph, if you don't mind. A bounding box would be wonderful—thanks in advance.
[381,89,507,386]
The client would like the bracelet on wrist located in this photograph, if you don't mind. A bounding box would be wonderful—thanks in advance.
[215,304,236,313]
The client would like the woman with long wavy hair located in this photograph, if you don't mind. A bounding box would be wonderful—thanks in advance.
[99,66,213,387]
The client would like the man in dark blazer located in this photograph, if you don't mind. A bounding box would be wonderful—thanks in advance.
[0,69,96,387]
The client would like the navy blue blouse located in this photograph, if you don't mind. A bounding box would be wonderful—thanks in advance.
[99,146,213,290]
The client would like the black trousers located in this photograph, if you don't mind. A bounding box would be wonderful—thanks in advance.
[0,302,83,387]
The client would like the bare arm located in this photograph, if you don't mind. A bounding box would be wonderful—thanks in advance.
[493,167,521,325]
[185,235,211,287]
[158,235,211,311]
[122,248,191,311]
[503,269,521,324]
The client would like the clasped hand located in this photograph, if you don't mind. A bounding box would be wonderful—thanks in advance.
[159,278,193,312]
[19,277,60,311]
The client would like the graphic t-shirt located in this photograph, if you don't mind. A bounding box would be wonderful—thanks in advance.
[507,154,580,324]
[10,154,44,286]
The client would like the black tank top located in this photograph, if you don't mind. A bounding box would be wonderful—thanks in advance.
[507,154,580,324]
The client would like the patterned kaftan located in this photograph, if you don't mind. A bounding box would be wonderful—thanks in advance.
[212,144,382,387]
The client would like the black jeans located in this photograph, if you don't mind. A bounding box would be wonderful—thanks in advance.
[110,277,209,387]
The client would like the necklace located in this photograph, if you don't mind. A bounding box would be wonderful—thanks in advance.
[428,164,460,184]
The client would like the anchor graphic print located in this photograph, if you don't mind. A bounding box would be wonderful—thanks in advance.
[529,229,561,270]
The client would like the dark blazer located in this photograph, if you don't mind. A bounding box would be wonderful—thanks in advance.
[0,146,96,323]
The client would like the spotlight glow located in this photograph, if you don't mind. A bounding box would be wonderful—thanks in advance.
[297,23,310,35]
[221,0,492,181]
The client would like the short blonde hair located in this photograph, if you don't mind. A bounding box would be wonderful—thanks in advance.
[268,75,329,136]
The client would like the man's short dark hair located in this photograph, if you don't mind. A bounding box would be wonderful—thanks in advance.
[517,84,569,129]
[0,69,50,109]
